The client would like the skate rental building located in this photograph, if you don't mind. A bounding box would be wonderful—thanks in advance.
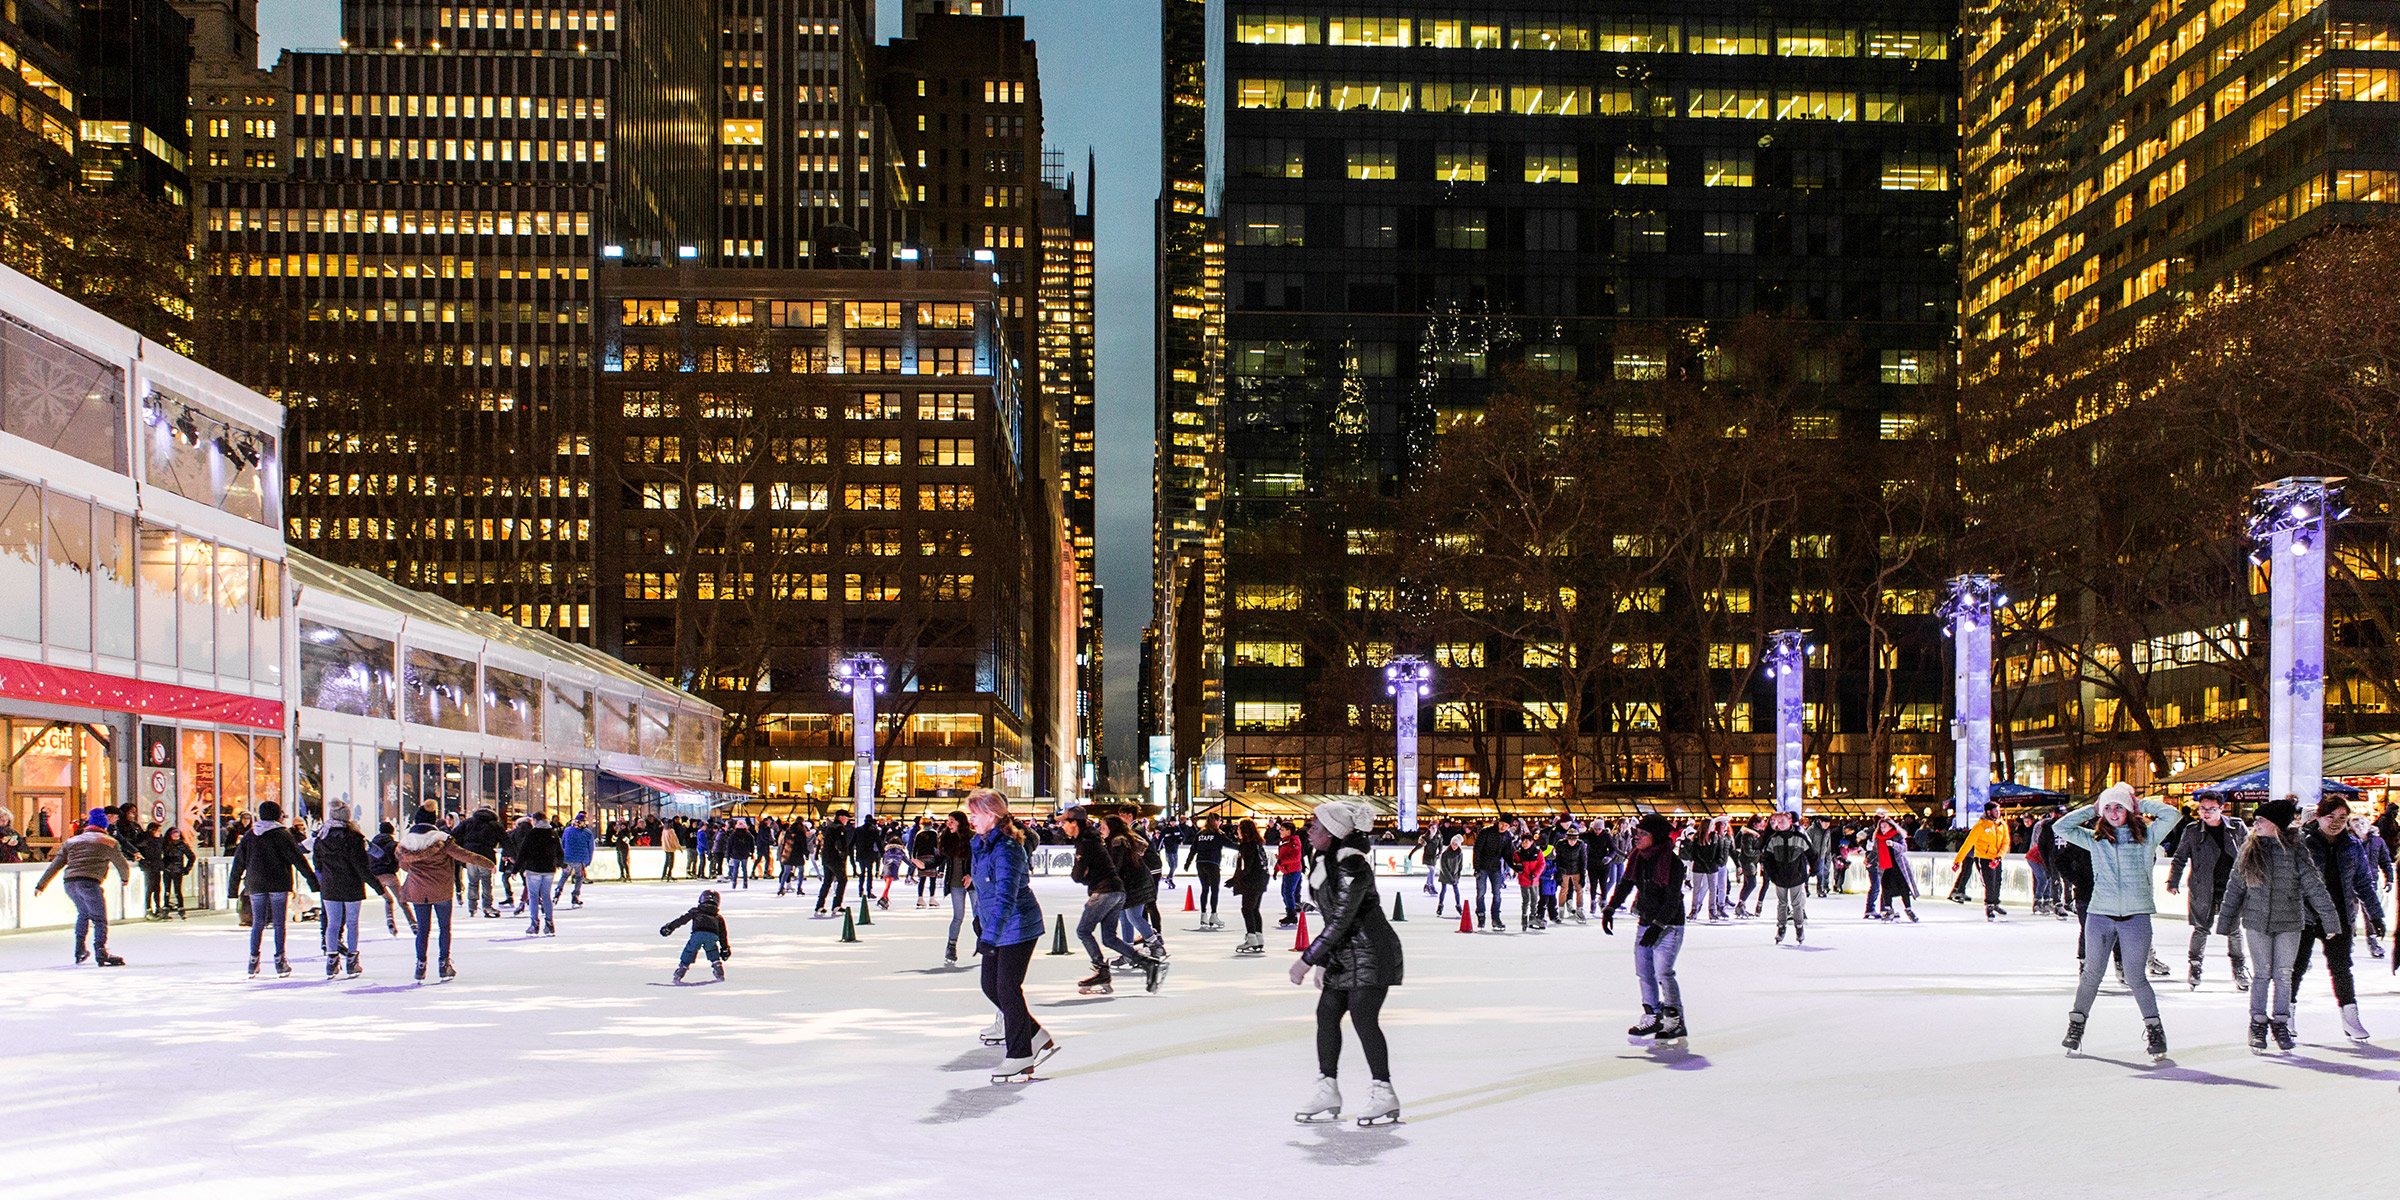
[0,264,729,930]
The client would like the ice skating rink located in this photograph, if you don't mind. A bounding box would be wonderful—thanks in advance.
[1,874,2385,1197]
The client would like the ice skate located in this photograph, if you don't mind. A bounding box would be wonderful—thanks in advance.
[326,954,341,978]
[1776,924,1787,945]
[2272,1018,2296,1051]
[1141,956,1168,993]
[1235,934,1265,957]
[95,952,124,967]
[1627,1005,1663,1038]
[274,956,291,978]
[2371,934,2387,960]
[711,960,724,981]
[414,958,427,982]
[1354,1080,1401,1127]
[946,941,960,967]
[1077,965,1113,995]
[543,921,555,937]
[2233,959,2251,992]
[2342,1004,2372,1040]
[979,1018,1005,1046]
[1293,1074,1343,1123]
[1147,938,1170,960]
[386,915,398,935]
[1904,907,1919,923]
[2187,958,2202,990]
[2249,1019,2270,1054]
[248,955,260,978]
[672,964,689,984]
[345,953,361,977]
[2144,1018,2169,1061]
[1652,1006,1688,1047]
[438,958,457,981]
[2062,1013,2086,1053]
[991,1035,1060,1084]
[2146,951,2170,978]
[1795,923,1806,945]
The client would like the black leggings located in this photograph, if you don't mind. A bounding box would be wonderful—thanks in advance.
[1878,867,1914,913]
[979,937,1043,1057]
[2294,927,2357,1007]
[1197,862,1222,914]
[1317,984,1391,1081]
[1241,889,1264,936]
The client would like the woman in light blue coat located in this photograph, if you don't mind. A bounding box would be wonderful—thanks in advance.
[2054,782,2183,1059]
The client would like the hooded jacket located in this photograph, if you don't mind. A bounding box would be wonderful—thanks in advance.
[2300,823,2372,935]
[229,822,322,895]
[451,810,504,859]
[396,824,497,905]
[1953,817,2012,865]
[1760,825,1817,888]
[1302,833,1404,988]
[310,824,382,903]
[661,898,730,951]
[2215,830,2338,936]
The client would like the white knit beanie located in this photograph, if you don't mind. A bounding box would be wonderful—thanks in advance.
[1312,800,1374,839]
[2096,782,2138,811]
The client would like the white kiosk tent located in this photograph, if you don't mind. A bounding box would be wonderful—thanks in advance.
[290,551,737,833]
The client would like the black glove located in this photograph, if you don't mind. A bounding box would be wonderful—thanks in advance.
[719,948,731,960]
[658,925,671,937]
[975,940,994,956]
[1639,924,1666,948]
[1600,910,1614,934]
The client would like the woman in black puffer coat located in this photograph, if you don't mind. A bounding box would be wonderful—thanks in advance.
[1291,799,1403,1126]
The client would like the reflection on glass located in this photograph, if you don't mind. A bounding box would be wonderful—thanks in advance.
[138,522,177,667]
[42,490,91,652]
[298,621,397,718]
[214,543,250,681]
[94,508,133,658]
[0,480,38,642]
[179,532,214,673]
[404,648,480,732]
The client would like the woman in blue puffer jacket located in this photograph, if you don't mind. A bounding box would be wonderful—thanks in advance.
[969,789,1056,1083]
[2055,782,2184,1059]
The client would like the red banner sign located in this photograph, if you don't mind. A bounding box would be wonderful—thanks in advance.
[0,657,283,731]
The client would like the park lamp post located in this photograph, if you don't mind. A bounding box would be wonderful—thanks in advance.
[833,653,887,820]
[1940,574,2007,831]
[2249,478,2346,805]
[1385,655,1432,833]
[1764,630,1811,815]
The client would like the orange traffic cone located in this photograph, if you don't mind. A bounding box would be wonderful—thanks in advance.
[1183,885,1195,912]
[1292,910,1311,952]
[1457,904,1474,934]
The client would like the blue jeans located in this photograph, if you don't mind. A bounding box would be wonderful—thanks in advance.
[247,891,290,959]
[1475,866,1507,919]
[523,873,555,929]
[947,888,969,947]
[2030,860,2052,905]
[1635,925,1685,1011]
[1280,872,1303,919]
[1121,902,1157,947]
[1075,891,1136,966]
[412,900,454,963]
[63,877,107,956]
[726,858,749,888]
[325,899,362,955]
[678,929,723,968]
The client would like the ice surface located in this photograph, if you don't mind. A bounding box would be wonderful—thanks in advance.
[0,876,2386,1197]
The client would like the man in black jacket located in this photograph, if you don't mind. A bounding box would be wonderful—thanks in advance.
[1759,811,1818,944]
[1471,818,1513,931]
[450,809,505,917]
[2166,795,2249,990]
[229,800,322,977]
[517,812,565,935]
[814,812,853,914]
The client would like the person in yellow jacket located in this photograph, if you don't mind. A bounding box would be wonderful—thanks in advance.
[1951,803,2015,918]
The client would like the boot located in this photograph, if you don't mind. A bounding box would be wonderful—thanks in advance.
[2144,1017,2168,1060]
[1653,1006,1687,1042]
[1077,965,1113,995]
[345,952,361,977]
[672,964,689,983]
[2272,1017,2296,1051]
[274,955,291,978]
[326,953,341,978]
[2188,957,2202,990]
[415,958,427,982]
[2249,1019,2270,1053]
[439,958,457,981]
[945,939,959,966]
[2342,1003,2372,1041]
[712,959,725,981]
[95,951,124,967]
[2062,1012,2087,1052]
[248,954,261,978]
[1627,1004,1663,1037]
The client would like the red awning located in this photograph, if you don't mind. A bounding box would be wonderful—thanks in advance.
[611,771,752,800]
[0,656,283,731]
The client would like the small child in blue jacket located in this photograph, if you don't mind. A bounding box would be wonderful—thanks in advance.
[660,889,731,983]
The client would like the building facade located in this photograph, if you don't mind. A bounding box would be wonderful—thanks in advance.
[1176,1,1961,812]
[594,263,1043,810]
[1961,0,2400,792]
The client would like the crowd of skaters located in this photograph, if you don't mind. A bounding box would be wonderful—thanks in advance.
[21,781,2400,1124]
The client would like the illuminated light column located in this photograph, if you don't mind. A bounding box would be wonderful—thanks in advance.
[2249,478,2344,804]
[1385,656,1432,833]
[1941,574,2005,831]
[834,653,887,819]
[1765,630,1810,815]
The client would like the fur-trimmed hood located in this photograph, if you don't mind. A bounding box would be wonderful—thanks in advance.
[398,826,450,853]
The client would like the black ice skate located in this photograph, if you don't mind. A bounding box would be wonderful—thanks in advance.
[2062,1013,2087,1054]
[95,951,124,967]
[2249,1019,2270,1054]
[438,958,457,982]
[1627,1005,1663,1038]
[712,960,725,982]
[1652,1006,1688,1046]
[2144,1018,2169,1061]
[1077,966,1113,995]
[2271,1018,2296,1052]
[1141,957,1168,993]
[248,955,261,978]
[274,956,291,978]
[326,954,341,978]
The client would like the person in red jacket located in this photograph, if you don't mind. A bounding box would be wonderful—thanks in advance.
[1514,839,1550,932]
[1276,820,1308,928]
[1871,817,1919,922]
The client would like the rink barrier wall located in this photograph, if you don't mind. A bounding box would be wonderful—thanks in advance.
[0,858,238,933]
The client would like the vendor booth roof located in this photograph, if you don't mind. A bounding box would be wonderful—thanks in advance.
[2166,734,2400,789]
[1197,792,1394,822]
[2190,768,2361,801]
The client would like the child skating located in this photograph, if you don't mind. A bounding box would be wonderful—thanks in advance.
[660,889,732,983]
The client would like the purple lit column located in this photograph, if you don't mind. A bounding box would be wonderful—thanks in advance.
[836,653,887,819]
[1942,575,2003,831]
[1766,631,1808,815]
[1385,656,1431,833]
[2251,479,2341,804]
